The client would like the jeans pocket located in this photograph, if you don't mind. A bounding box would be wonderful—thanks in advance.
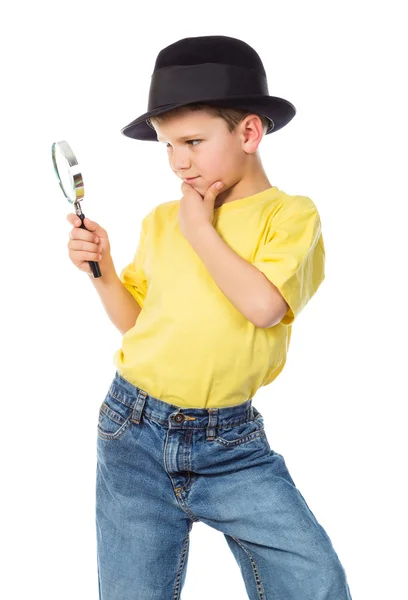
[214,417,266,448]
[97,389,133,441]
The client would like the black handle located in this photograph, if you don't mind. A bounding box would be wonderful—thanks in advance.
[78,213,102,278]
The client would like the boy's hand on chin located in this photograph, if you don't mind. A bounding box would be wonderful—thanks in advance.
[178,180,224,243]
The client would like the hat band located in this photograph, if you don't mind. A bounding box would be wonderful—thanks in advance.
[148,63,269,110]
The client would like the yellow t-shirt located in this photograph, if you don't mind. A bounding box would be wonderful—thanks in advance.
[113,185,325,408]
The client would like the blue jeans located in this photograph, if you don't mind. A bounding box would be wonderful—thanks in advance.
[96,371,352,600]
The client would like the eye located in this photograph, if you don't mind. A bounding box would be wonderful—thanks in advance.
[165,139,202,148]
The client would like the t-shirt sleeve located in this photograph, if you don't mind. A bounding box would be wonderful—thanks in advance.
[252,199,326,326]
[119,208,154,309]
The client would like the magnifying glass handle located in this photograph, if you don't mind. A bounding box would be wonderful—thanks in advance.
[78,214,102,278]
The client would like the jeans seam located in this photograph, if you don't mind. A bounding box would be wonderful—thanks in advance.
[214,428,265,447]
[109,389,134,410]
[147,413,258,429]
[231,536,266,600]
[182,431,191,490]
[97,417,132,441]
[99,402,125,425]
[172,520,193,599]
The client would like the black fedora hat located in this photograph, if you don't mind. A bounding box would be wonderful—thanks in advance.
[121,35,296,141]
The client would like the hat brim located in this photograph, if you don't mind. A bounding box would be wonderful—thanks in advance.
[120,95,296,141]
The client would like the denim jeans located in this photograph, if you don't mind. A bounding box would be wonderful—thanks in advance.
[96,371,352,600]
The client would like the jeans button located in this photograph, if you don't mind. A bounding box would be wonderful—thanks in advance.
[173,413,185,423]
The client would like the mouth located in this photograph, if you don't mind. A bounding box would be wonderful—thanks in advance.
[183,176,200,182]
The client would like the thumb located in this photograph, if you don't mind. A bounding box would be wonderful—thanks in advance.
[83,217,104,236]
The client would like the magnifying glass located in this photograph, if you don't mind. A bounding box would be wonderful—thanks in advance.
[51,140,101,278]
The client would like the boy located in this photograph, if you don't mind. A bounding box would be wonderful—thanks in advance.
[67,35,352,600]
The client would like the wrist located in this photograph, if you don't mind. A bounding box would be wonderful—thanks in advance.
[87,258,117,284]
[188,222,215,249]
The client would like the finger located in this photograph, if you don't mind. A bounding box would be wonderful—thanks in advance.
[69,227,98,243]
[72,249,102,262]
[68,229,101,251]
[68,239,100,253]
[83,217,95,229]
[68,242,102,260]
[204,181,224,201]
[208,181,223,194]
[66,214,82,226]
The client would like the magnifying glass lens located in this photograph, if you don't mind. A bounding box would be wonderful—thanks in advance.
[54,144,75,202]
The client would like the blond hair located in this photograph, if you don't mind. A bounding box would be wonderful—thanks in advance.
[148,104,272,136]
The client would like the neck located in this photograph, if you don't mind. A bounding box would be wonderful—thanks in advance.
[214,162,272,209]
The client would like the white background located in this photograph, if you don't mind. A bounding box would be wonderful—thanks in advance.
[1,1,407,598]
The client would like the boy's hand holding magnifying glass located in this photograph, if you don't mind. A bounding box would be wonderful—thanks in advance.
[51,140,107,278]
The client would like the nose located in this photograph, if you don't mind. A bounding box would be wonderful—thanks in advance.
[169,148,191,174]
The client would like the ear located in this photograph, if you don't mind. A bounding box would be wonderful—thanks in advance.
[240,114,264,153]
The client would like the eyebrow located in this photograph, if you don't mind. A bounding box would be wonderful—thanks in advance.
[157,134,204,143]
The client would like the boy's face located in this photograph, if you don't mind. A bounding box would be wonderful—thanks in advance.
[151,109,250,195]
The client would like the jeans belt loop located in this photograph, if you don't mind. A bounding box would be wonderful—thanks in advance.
[131,389,148,425]
[206,408,219,440]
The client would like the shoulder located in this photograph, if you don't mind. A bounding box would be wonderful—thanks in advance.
[147,200,178,219]
[271,191,322,230]
[276,190,321,216]
[262,191,323,245]
[141,199,178,227]
[154,199,179,215]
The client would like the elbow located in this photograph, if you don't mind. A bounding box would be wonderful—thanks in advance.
[252,270,289,328]
[255,297,290,329]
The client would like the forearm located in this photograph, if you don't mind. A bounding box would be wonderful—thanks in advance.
[188,225,277,327]
[87,261,141,335]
